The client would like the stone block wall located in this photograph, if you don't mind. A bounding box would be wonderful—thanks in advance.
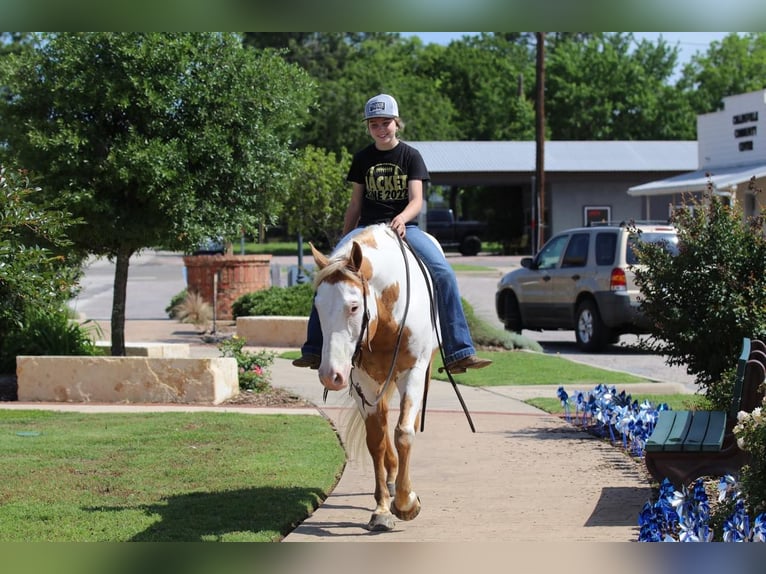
[17,356,239,404]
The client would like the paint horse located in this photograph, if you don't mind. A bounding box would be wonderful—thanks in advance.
[311,224,439,531]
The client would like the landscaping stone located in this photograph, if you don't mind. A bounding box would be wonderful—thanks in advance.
[16,355,239,404]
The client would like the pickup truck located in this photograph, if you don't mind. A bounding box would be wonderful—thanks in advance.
[426,208,486,256]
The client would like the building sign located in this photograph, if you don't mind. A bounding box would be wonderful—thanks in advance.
[584,206,611,226]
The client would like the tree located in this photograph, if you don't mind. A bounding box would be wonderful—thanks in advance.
[678,32,766,114]
[0,166,84,371]
[545,32,696,140]
[0,32,315,355]
[426,33,536,141]
[633,180,766,411]
[283,145,352,249]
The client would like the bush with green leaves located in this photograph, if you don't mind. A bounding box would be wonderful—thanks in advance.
[0,166,86,373]
[217,335,275,392]
[633,180,766,411]
[0,306,103,373]
[734,402,766,516]
[231,283,315,318]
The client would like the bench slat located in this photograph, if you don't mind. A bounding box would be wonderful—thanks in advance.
[681,412,711,452]
[645,411,678,452]
[664,410,693,452]
[701,411,727,452]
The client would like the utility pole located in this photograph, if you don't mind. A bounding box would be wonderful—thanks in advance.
[535,32,546,252]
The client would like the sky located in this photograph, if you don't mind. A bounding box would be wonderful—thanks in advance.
[403,31,733,68]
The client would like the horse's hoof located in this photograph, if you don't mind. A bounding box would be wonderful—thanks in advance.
[366,513,395,532]
[387,482,395,496]
[391,494,421,521]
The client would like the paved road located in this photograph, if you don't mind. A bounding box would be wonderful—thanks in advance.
[70,250,697,389]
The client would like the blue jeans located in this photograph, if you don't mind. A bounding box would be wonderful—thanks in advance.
[301,225,476,365]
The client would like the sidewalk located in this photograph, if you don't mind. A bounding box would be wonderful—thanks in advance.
[5,319,685,542]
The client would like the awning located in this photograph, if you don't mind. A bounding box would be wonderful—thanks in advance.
[628,162,766,197]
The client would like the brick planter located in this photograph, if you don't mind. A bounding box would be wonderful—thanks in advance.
[183,254,271,320]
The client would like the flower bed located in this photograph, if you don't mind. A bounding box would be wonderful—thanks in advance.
[556,384,666,457]
[556,384,766,542]
[639,476,766,542]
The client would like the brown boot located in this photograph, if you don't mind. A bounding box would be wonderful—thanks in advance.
[292,354,320,369]
[441,355,492,374]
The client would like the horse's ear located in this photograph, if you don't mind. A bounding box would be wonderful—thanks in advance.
[310,242,330,269]
[348,241,364,273]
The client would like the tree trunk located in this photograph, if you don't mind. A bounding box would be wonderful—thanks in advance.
[110,247,132,356]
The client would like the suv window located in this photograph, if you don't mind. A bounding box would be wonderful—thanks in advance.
[561,233,589,268]
[626,231,679,265]
[595,232,618,266]
[537,234,569,270]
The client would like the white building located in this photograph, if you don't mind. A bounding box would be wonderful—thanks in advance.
[629,89,766,220]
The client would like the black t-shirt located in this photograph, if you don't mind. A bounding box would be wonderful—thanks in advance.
[347,141,430,225]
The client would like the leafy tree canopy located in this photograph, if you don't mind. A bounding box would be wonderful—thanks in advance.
[0,32,316,353]
[1,32,316,258]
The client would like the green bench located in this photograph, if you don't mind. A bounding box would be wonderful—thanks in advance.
[644,338,766,488]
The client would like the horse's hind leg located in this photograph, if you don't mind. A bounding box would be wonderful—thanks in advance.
[364,405,397,532]
[390,391,422,521]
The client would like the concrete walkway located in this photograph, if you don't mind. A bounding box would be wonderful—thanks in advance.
[4,319,689,542]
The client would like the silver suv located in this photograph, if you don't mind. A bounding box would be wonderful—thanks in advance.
[495,222,678,352]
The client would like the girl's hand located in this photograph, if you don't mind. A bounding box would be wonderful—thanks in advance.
[390,216,406,238]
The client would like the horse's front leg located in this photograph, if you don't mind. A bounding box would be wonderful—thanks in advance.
[364,402,398,532]
[390,372,425,521]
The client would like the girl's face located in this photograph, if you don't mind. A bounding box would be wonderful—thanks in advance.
[367,117,398,149]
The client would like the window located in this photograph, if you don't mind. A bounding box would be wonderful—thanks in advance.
[561,233,589,268]
[584,206,611,226]
[536,234,569,270]
[595,232,617,266]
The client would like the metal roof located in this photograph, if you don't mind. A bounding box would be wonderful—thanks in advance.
[628,161,766,196]
[407,141,698,174]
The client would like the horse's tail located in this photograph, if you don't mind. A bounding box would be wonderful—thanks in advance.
[340,401,368,466]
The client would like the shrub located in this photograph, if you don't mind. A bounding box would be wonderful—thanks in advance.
[0,306,103,373]
[231,283,314,318]
[171,291,212,331]
[633,179,766,411]
[166,288,188,319]
[218,336,275,392]
[733,400,766,515]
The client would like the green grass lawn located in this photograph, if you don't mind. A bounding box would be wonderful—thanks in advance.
[0,410,345,542]
[431,349,651,387]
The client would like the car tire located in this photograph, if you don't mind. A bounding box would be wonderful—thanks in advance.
[503,292,522,333]
[459,235,481,256]
[574,299,610,352]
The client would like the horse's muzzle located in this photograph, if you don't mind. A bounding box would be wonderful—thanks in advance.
[319,366,349,392]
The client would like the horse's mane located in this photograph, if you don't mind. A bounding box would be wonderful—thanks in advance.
[314,225,391,288]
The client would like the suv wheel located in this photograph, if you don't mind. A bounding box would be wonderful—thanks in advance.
[503,292,522,333]
[574,299,610,352]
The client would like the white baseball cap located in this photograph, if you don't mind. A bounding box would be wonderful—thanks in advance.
[364,94,399,120]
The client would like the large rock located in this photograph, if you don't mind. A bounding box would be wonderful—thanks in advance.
[236,316,308,347]
[16,356,239,404]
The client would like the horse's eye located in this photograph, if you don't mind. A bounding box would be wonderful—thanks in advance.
[350,304,359,314]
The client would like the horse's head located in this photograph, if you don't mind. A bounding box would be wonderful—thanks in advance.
[311,240,377,392]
